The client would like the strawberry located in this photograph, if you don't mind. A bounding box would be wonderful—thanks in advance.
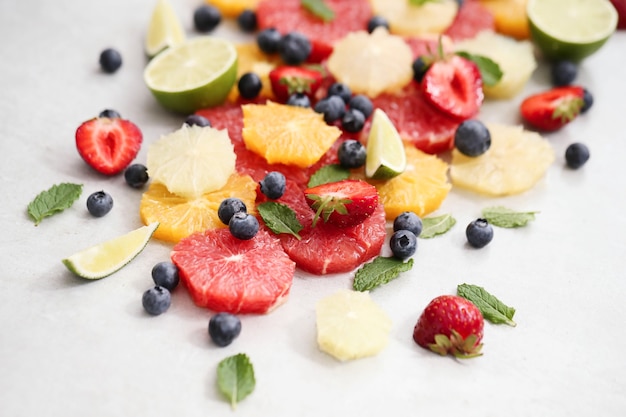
[421,54,484,121]
[520,86,585,132]
[268,65,323,103]
[75,117,142,175]
[304,179,379,228]
[413,295,484,358]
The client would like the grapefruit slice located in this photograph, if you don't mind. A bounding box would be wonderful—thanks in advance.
[444,0,496,41]
[171,228,295,314]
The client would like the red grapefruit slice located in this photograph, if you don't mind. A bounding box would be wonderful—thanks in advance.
[444,0,495,41]
[171,228,295,314]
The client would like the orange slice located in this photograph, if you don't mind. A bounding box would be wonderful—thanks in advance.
[242,101,341,167]
[139,173,258,243]
[228,43,280,102]
[478,0,530,40]
[205,0,261,18]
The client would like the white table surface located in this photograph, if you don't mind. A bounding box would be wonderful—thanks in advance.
[2,1,626,416]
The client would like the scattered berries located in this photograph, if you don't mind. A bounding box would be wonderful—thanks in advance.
[99,48,122,73]
[367,15,390,33]
[389,230,417,260]
[151,261,180,291]
[218,198,247,225]
[279,31,312,65]
[551,60,578,86]
[393,211,423,237]
[465,218,493,248]
[259,171,286,199]
[314,95,346,124]
[184,114,211,127]
[229,212,260,240]
[99,109,121,119]
[237,9,257,32]
[86,191,114,217]
[454,119,491,157]
[286,92,311,108]
[142,286,171,316]
[238,72,263,99]
[565,143,590,169]
[412,56,430,83]
[348,94,373,119]
[124,163,149,188]
[341,108,366,133]
[327,82,352,104]
[581,88,594,113]
[257,28,282,54]
[193,5,221,32]
[208,312,242,347]
[337,139,366,169]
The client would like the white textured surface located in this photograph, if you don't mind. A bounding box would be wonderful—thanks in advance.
[1,1,626,416]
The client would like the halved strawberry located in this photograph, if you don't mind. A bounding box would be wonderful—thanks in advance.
[268,65,324,103]
[304,179,379,228]
[421,54,484,121]
[520,86,585,132]
[75,117,142,175]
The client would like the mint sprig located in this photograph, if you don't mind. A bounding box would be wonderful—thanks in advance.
[216,353,256,410]
[353,256,414,292]
[420,214,456,238]
[481,206,538,228]
[455,51,503,87]
[301,0,335,22]
[409,0,441,6]
[307,164,350,188]
[257,202,303,240]
[27,182,83,225]
[457,283,516,326]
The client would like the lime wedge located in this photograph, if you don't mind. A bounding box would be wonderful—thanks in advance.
[365,109,406,180]
[145,0,185,58]
[527,0,618,62]
[62,222,159,279]
[144,37,238,114]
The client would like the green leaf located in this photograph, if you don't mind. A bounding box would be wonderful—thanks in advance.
[457,283,516,326]
[455,51,503,87]
[481,206,538,228]
[353,256,414,292]
[420,214,456,238]
[216,353,256,410]
[27,183,83,225]
[409,0,441,6]
[307,164,350,188]
[301,0,335,22]
[258,202,303,240]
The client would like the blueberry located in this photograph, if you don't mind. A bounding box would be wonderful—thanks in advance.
[279,31,312,65]
[208,312,242,347]
[327,82,352,104]
[286,92,311,108]
[237,9,257,33]
[99,48,122,73]
[348,94,373,119]
[151,261,180,291]
[389,230,417,260]
[551,60,578,86]
[142,286,171,315]
[338,139,366,169]
[99,109,121,119]
[238,72,263,99]
[341,108,366,133]
[229,212,259,240]
[367,15,390,33]
[218,198,247,225]
[454,119,491,157]
[86,191,113,217]
[565,143,590,169]
[314,95,346,123]
[124,163,149,188]
[184,114,211,127]
[466,218,494,248]
[259,171,286,199]
[194,5,221,32]
[393,211,423,237]
[412,56,430,83]
[257,28,282,54]
[581,88,594,113]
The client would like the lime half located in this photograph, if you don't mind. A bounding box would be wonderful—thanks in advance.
[62,222,159,279]
[527,0,618,62]
[144,36,238,114]
[365,109,406,180]
[145,0,186,58]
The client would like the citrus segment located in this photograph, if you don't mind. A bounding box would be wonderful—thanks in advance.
[527,0,618,61]
[171,228,295,314]
[206,0,261,17]
[139,174,257,243]
[327,28,413,98]
[145,0,185,57]
[478,0,530,40]
[228,43,280,102]
[143,36,238,113]
[450,123,555,196]
[62,222,159,280]
[316,289,392,361]
[242,101,341,167]
[370,0,459,36]
[365,109,406,180]
[147,124,236,199]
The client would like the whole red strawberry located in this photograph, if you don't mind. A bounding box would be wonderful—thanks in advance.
[75,116,142,175]
[304,179,379,228]
[520,86,585,132]
[268,65,323,103]
[413,295,484,358]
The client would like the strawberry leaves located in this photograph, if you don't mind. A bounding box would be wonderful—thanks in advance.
[301,0,335,22]
[429,330,484,359]
[307,193,352,227]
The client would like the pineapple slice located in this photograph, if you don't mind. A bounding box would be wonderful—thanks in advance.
[450,123,555,196]
[316,289,392,361]
[455,30,537,99]
[370,0,459,36]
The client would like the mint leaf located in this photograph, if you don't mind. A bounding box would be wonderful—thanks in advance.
[457,283,516,326]
[353,256,414,292]
[217,353,255,410]
[409,0,441,6]
[258,202,303,240]
[307,164,350,188]
[27,182,83,225]
[420,214,456,238]
[455,52,503,87]
[301,0,335,22]
[482,206,538,228]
